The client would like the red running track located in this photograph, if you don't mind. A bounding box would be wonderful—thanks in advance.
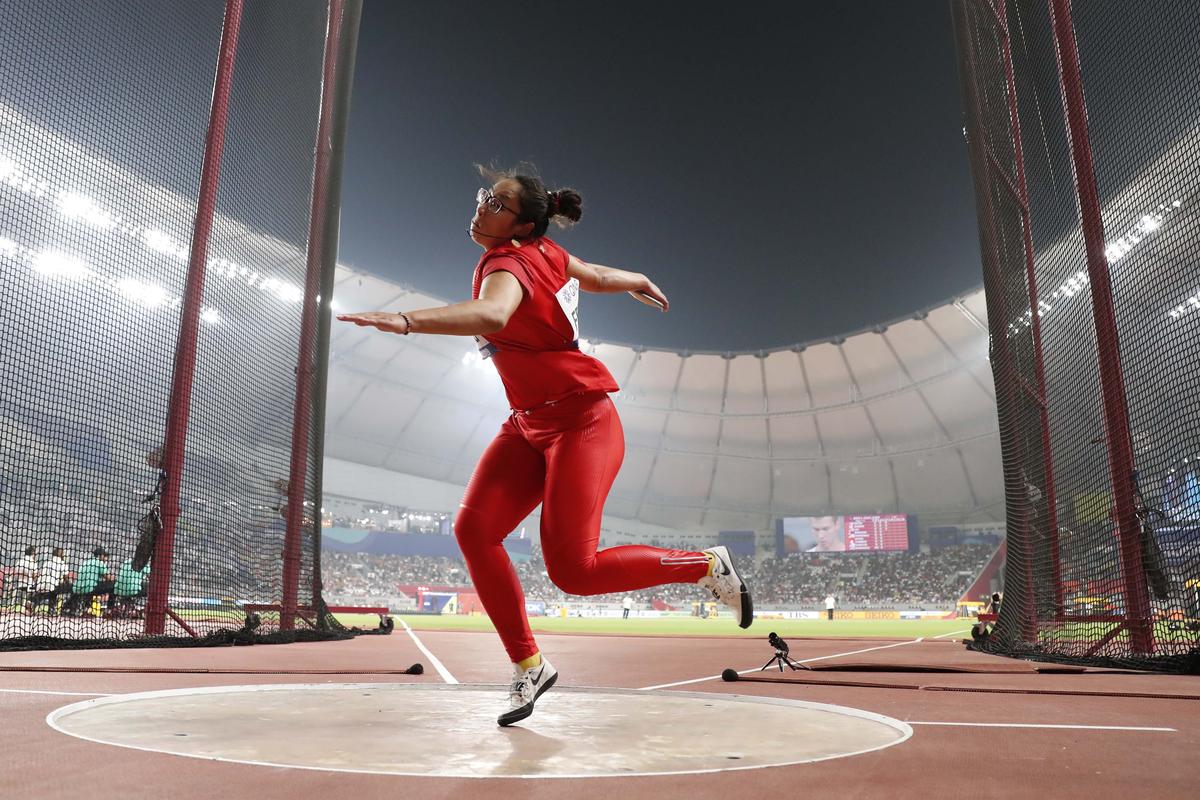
[1,629,1196,799]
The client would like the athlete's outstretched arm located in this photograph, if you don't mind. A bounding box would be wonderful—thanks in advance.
[337,271,524,336]
[567,255,669,311]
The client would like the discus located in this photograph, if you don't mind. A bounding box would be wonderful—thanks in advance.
[634,291,666,310]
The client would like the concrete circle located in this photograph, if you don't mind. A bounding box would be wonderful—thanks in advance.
[48,683,911,778]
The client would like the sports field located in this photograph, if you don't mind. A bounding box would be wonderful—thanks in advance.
[364,613,973,640]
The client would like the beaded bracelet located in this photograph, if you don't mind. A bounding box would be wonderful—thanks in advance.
[398,312,413,335]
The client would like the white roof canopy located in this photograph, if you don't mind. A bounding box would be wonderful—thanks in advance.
[326,269,1003,531]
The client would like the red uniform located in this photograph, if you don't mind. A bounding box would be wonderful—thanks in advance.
[470,236,617,411]
[457,237,710,663]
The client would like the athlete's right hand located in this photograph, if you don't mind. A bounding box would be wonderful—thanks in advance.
[336,312,410,334]
[630,279,669,312]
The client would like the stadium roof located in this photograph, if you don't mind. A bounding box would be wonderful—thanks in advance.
[326,270,1004,531]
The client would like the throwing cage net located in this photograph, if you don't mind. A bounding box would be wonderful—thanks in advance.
[0,0,370,648]
[954,0,1200,672]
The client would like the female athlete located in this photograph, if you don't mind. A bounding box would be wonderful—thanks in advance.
[338,166,753,725]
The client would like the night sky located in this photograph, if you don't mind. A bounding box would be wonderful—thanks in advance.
[338,1,983,352]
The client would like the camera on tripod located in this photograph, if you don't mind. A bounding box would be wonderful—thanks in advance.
[761,632,810,672]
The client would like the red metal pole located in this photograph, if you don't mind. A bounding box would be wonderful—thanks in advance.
[956,0,1040,643]
[995,0,1063,618]
[280,0,346,631]
[1045,0,1152,652]
[145,0,244,636]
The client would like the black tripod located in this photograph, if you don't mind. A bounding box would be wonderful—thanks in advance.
[760,632,812,672]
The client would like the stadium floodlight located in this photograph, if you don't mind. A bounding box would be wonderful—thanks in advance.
[57,191,114,228]
[200,307,221,325]
[143,228,187,259]
[209,257,241,278]
[1009,197,1186,335]
[1105,200,1182,264]
[32,249,89,279]
[7,141,318,317]
[1168,293,1200,320]
[275,282,303,303]
[116,277,168,308]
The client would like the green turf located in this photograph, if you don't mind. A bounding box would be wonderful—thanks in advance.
[4,605,972,641]
[146,611,1200,645]
[25,604,1192,645]
[371,613,974,640]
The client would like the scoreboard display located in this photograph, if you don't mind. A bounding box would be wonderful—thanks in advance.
[776,515,911,555]
[843,515,909,551]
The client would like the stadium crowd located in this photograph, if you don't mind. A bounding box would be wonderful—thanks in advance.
[0,499,310,616]
[323,550,465,607]
[3,478,995,615]
[839,544,994,606]
[318,543,996,611]
[1,544,150,618]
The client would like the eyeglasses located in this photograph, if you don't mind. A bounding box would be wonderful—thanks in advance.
[477,188,522,218]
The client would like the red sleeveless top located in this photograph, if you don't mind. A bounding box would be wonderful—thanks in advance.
[471,237,618,411]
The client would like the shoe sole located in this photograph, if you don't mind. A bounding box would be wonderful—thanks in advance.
[713,546,754,629]
[737,586,754,629]
[497,669,559,727]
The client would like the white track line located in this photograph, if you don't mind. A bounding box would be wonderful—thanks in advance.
[909,721,1176,732]
[932,628,971,639]
[638,637,925,691]
[397,618,458,684]
[0,688,112,697]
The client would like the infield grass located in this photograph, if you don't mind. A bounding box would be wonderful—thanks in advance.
[366,613,973,640]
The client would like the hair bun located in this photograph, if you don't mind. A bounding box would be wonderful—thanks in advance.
[551,188,582,224]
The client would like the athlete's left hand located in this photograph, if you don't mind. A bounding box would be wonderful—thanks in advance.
[336,312,410,334]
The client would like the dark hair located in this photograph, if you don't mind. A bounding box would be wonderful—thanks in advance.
[476,161,582,239]
[93,546,107,558]
[25,545,36,556]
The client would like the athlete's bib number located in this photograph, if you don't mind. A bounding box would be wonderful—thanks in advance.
[474,335,497,360]
[556,277,581,341]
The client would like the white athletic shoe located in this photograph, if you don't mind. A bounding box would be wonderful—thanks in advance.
[697,545,754,629]
[497,656,558,727]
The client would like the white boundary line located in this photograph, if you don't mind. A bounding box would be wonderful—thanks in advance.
[0,688,112,697]
[909,721,1176,732]
[932,628,971,639]
[44,683,913,778]
[638,637,926,690]
[398,618,458,684]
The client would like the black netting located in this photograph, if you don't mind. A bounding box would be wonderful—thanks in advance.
[954,0,1200,672]
[0,0,373,649]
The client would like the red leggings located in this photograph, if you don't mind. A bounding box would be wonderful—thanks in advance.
[455,393,710,663]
